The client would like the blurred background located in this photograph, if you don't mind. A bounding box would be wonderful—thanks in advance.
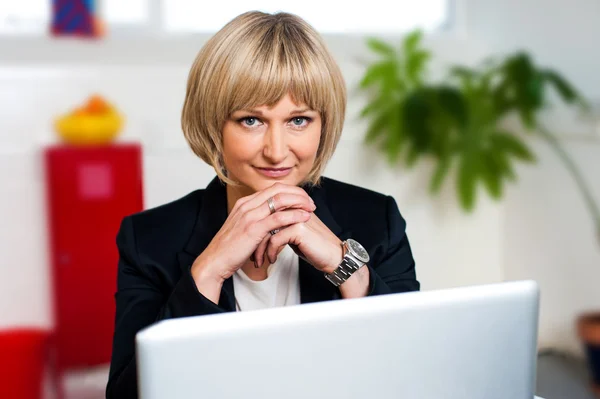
[0,0,599,398]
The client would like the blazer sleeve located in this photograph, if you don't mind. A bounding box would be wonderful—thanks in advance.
[106,216,225,399]
[366,195,420,296]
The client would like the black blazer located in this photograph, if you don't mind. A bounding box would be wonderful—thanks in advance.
[106,176,419,399]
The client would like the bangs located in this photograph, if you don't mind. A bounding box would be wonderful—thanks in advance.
[222,23,332,117]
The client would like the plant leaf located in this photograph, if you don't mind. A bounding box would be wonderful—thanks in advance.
[366,37,396,57]
[385,107,405,163]
[495,52,549,129]
[457,153,478,211]
[436,86,468,127]
[450,66,476,80]
[403,144,420,167]
[479,152,503,199]
[402,30,424,54]
[406,50,431,84]
[429,155,452,194]
[359,95,392,118]
[364,110,390,143]
[490,131,536,162]
[490,149,516,181]
[402,89,436,152]
[359,61,396,89]
[542,69,579,103]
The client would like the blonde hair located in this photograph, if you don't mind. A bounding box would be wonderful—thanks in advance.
[181,11,347,186]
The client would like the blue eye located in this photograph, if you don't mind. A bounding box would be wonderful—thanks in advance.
[291,117,311,127]
[241,117,258,126]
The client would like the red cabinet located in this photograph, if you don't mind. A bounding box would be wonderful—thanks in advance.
[43,143,143,370]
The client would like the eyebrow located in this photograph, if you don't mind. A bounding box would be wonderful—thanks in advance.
[235,108,315,116]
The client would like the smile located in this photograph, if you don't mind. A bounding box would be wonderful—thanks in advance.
[254,167,293,178]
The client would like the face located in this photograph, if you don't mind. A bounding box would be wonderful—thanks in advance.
[222,93,322,196]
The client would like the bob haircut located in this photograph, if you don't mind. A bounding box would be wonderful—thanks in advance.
[181,10,347,186]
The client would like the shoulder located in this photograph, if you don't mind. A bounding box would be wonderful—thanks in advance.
[316,176,403,233]
[121,189,205,250]
[317,176,392,210]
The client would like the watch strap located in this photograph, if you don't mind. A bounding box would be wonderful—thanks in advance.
[324,245,364,287]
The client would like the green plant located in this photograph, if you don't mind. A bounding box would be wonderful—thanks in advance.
[359,31,599,232]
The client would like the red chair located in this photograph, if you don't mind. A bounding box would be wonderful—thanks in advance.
[0,328,50,399]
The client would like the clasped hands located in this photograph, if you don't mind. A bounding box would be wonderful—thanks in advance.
[192,183,343,285]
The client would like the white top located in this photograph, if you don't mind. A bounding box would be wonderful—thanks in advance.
[232,245,300,311]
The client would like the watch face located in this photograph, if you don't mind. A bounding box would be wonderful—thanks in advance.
[347,239,370,263]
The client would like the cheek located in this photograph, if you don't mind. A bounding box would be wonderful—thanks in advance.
[222,129,258,165]
[223,141,247,164]
[297,128,321,162]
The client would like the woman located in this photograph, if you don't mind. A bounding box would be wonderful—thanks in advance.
[106,10,419,399]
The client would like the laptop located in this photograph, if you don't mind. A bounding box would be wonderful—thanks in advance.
[136,280,540,399]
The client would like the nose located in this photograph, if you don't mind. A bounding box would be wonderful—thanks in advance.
[263,124,288,164]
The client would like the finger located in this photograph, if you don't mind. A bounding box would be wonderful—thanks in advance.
[266,224,302,264]
[254,233,271,267]
[236,189,314,237]
[267,237,287,265]
[243,183,313,214]
[271,193,315,212]
[275,243,288,264]
[258,209,310,238]
[245,193,315,225]
[232,181,296,210]
[267,243,288,265]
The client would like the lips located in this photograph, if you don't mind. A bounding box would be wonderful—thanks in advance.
[255,167,293,178]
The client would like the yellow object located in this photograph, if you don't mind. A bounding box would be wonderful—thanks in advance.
[54,95,124,145]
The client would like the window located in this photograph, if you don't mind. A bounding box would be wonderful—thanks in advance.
[163,0,450,34]
[0,0,148,35]
[103,0,148,24]
[0,0,450,36]
[0,1,50,34]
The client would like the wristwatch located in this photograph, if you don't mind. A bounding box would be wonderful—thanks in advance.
[324,239,370,287]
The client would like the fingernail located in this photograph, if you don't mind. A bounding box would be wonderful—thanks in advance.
[254,259,260,268]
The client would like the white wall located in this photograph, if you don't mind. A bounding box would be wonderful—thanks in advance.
[466,0,600,354]
[466,0,600,97]
[1,0,598,358]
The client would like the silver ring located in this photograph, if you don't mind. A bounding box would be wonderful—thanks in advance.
[269,229,280,236]
[267,197,276,214]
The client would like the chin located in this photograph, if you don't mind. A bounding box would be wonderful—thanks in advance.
[230,166,311,193]
[247,174,306,192]
[250,177,298,191]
